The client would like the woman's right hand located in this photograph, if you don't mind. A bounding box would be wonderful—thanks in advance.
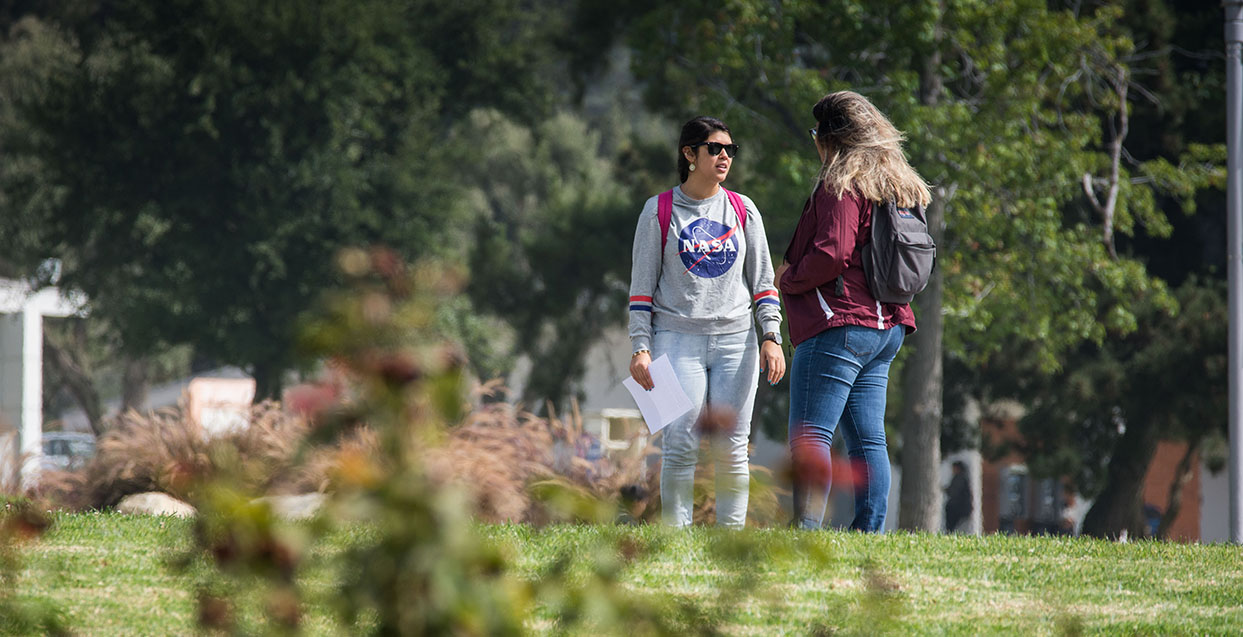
[774,259,791,292]
[630,351,654,390]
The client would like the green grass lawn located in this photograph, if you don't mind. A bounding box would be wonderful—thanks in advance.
[10,512,1243,635]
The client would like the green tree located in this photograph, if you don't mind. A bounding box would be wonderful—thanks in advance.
[459,107,660,406]
[0,0,565,399]
[615,0,1202,530]
[983,0,1229,538]
[1013,279,1226,539]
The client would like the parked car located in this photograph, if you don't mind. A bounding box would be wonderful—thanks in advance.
[40,431,96,472]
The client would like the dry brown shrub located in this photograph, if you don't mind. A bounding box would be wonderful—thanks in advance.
[279,427,380,495]
[423,404,546,522]
[39,406,209,509]
[35,399,370,511]
[34,385,778,526]
[223,401,379,496]
[423,399,660,524]
[686,453,785,527]
[422,400,783,526]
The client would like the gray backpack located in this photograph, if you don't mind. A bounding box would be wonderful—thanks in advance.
[859,200,935,304]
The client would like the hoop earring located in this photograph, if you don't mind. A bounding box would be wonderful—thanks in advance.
[689,163,696,172]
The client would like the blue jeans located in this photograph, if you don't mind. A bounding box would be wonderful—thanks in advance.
[788,325,904,532]
[652,328,758,528]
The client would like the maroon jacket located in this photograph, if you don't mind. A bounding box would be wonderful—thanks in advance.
[778,187,916,348]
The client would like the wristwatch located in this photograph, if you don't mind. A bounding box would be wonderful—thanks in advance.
[761,331,782,346]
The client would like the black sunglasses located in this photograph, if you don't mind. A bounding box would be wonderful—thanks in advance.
[689,141,739,158]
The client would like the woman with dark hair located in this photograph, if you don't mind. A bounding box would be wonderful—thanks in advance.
[628,116,786,528]
[776,91,931,532]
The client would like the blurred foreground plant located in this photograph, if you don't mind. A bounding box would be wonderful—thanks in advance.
[182,249,753,634]
[0,500,68,636]
[179,247,853,635]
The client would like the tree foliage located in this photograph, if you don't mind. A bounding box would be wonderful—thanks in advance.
[1014,278,1226,538]
[996,0,1229,538]
[625,1,1177,367]
[0,0,564,397]
[459,107,657,405]
[0,0,1229,538]
[604,0,1227,530]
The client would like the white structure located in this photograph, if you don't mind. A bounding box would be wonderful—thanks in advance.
[1202,460,1232,543]
[0,279,85,489]
[187,376,256,438]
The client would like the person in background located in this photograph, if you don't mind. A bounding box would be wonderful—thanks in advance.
[628,116,786,528]
[776,91,930,532]
[945,460,973,533]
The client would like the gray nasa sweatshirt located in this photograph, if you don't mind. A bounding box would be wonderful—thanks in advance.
[628,185,782,354]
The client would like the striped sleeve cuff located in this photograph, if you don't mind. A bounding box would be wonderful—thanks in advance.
[629,295,653,312]
[753,290,780,307]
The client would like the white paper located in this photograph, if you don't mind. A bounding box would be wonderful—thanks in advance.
[622,354,693,434]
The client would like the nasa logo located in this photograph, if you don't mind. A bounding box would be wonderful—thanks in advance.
[678,218,739,278]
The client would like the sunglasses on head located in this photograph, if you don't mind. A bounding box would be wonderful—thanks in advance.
[689,141,739,158]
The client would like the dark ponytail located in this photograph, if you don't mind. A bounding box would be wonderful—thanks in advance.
[677,116,731,183]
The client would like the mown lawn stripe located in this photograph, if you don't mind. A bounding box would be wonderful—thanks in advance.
[8,515,1242,635]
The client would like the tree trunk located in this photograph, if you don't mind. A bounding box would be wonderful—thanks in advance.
[1080,420,1158,539]
[898,197,945,532]
[252,360,283,402]
[898,17,946,532]
[120,355,149,414]
[42,321,105,436]
[1156,436,1200,540]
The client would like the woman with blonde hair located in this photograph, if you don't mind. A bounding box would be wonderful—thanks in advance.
[775,91,931,531]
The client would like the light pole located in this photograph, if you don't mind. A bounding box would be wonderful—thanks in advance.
[1225,0,1243,544]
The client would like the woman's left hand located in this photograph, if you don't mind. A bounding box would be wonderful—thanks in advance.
[760,340,786,385]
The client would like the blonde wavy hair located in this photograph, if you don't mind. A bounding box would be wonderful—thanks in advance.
[813,91,931,208]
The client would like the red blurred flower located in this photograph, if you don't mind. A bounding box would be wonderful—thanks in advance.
[834,455,866,490]
[284,382,341,421]
[695,404,737,436]
[1,505,51,542]
[197,592,234,629]
[369,246,404,280]
[375,352,421,386]
[790,445,831,487]
[209,531,239,567]
[258,537,300,582]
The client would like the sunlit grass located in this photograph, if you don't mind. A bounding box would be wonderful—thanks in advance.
[12,513,1243,635]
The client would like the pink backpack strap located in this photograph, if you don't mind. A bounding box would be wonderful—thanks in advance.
[723,188,747,231]
[657,190,674,247]
[659,188,746,248]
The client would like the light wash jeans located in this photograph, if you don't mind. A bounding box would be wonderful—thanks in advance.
[788,324,904,532]
[652,328,758,529]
